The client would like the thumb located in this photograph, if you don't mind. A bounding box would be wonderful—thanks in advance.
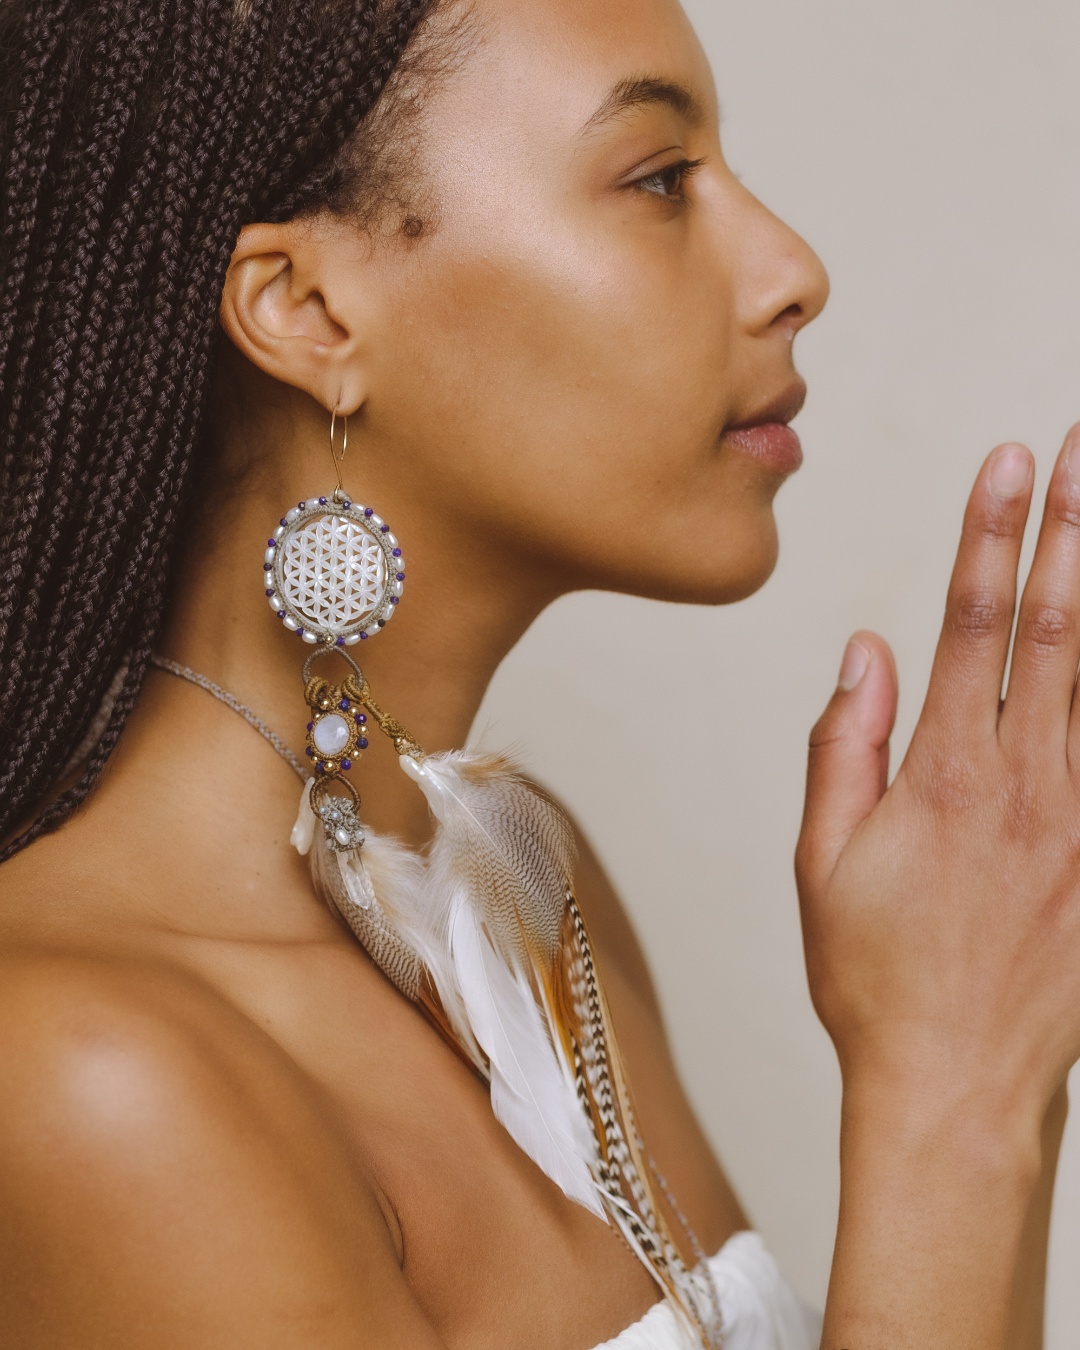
[796,631,898,894]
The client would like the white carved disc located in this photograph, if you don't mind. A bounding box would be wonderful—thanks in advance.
[282,515,388,631]
[265,497,403,644]
[281,514,387,633]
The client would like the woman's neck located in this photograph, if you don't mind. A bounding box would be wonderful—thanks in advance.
[150,392,561,851]
[27,372,566,952]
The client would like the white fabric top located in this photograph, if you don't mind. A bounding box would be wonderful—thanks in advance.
[589,1232,821,1350]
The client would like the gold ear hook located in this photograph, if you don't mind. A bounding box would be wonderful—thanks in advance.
[329,408,347,499]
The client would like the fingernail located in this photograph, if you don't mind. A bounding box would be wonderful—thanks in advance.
[1066,428,1080,485]
[989,445,1031,497]
[838,639,870,691]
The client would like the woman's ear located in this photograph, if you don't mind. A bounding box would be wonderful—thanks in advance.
[219,221,368,415]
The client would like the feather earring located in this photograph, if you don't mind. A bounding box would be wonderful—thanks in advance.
[263,411,722,1346]
[295,730,720,1344]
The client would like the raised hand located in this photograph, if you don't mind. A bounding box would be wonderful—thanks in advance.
[798,425,1080,1349]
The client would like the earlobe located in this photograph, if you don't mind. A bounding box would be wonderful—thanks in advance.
[219,222,366,414]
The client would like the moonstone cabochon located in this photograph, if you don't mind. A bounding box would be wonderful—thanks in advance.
[312,713,350,756]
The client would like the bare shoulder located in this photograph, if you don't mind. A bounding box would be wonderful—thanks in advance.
[0,950,444,1348]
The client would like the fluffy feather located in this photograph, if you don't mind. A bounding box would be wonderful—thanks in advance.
[301,751,719,1346]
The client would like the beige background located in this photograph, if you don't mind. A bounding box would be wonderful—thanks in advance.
[471,0,1080,1337]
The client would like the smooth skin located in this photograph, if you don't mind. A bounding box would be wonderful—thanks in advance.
[0,0,1073,1346]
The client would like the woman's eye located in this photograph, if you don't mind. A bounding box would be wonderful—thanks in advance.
[635,158,703,200]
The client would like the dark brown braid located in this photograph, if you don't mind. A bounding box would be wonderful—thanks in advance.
[0,0,445,857]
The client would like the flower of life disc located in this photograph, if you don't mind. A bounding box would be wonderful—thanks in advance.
[281,513,387,635]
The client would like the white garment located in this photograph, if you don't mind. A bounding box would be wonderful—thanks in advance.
[589,1232,821,1350]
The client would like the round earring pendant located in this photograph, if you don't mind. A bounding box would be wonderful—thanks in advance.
[262,495,405,645]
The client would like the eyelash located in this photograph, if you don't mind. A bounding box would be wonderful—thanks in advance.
[634,157,705,202]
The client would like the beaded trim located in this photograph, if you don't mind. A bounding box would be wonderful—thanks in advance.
[263,495,404,647]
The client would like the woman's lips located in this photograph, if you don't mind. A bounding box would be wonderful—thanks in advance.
[721,422,803,476]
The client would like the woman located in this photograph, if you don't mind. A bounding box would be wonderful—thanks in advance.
[1,0,1077,1345]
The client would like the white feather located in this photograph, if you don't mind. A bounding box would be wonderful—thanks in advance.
[449,902,604,1216]
[301,749,711,1341]
[395,752,604,1216]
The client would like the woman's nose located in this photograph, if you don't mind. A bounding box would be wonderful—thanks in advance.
[734,185,830,341]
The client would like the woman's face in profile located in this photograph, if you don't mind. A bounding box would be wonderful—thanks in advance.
[337,0,829,610]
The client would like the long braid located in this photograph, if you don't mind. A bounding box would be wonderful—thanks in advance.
[0,0,435,856]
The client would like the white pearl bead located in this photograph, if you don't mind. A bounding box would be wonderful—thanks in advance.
[285,508,299,522]
[273,526,285,541]
[344,634,360,646]
[302,630,318,643]
[392,579,403,596]
[283,616,298,630]
[386,532,398,548]
[267,594,281,611]
[264,547,276,564]
[334,827,351,848]
[369,514,384,529]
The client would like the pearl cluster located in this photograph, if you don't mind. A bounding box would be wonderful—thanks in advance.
[262,495,405,645]
[317,796,366,854]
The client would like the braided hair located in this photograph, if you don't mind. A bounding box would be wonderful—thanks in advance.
[0,0,443,857]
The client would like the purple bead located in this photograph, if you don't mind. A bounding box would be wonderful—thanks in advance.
[358,737,369,749]
[389,596,399,605]
[359,631,368,640]
[341,759,352,770]
[305,747,313,757]
[356,713,367,724]
[307,722,313,731]
[339,699,350,710]
[395,572,404,581]
[263,562,273,571]
[380,524,389,533]
[267,539,275,548]
[298,501,306,509]
[336,636,345,647]
[315,763,324,774]
[265,588,274,597]
[319,496,327,505]
[280,518,288,527]
[277,610,286,618]
[342,500,352,510]
[392,548,401,558]
[296,627,304,637]
[364,507,374,518]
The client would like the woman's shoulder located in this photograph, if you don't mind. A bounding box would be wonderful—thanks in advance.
[0,945,443,1346]
[0,944,323,1212]
[0,943,282,1109]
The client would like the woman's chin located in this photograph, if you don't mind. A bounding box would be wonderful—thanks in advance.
[682,549,779,606]
[600,517,780,608]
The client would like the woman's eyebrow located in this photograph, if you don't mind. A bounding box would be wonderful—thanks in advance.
[581,75,707,135]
